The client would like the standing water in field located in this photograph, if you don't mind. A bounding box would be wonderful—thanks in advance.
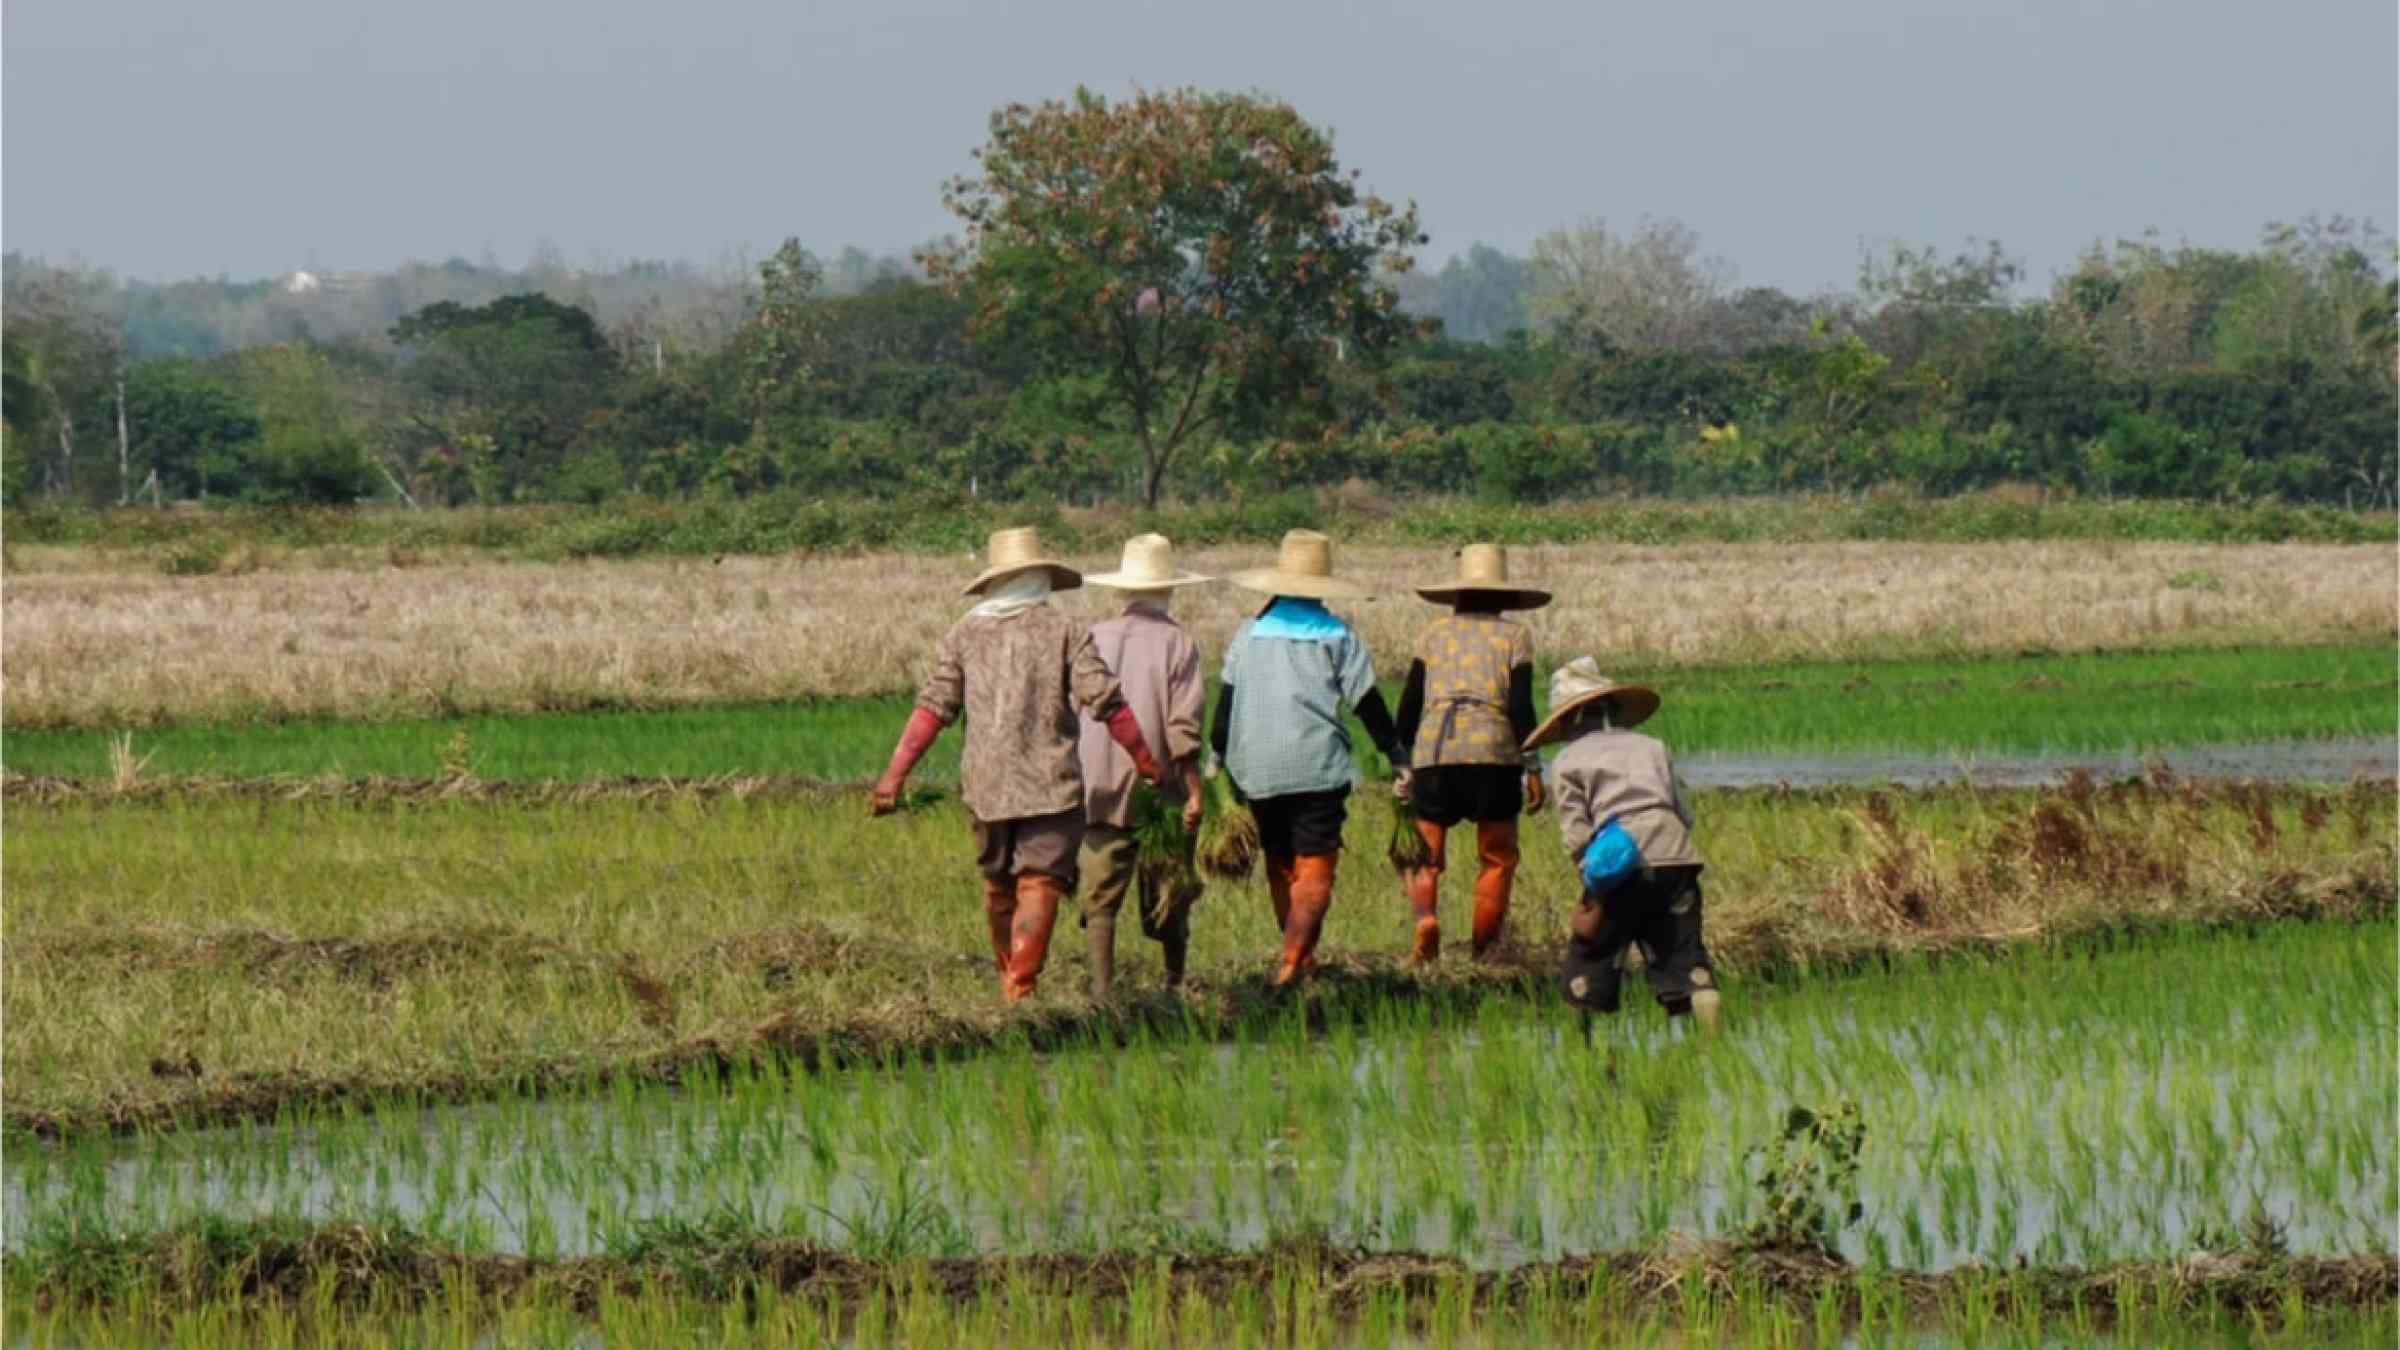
[1679,736,2396,790]
[7,922,2391,1270]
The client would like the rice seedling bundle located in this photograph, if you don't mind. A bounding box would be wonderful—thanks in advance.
[1194,772,1258,881]
[1127,787,1201,922]
[1387,791,1435,873]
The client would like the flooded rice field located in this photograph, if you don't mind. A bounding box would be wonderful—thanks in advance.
[8,920,2389,1273]
[1682,736,2396,789]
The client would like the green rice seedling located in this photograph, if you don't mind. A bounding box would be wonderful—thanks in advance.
[1126,788,1201,927]
[1386,792,1435,873]
[6,920,2390,1295]
[1192,771,1258,880]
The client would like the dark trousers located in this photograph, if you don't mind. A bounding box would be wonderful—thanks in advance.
[1560,865,1714,1014]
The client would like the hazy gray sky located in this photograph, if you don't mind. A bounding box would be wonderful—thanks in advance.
[6,0,2393,292]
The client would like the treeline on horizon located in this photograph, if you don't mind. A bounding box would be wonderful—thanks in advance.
[5,211,2394,512]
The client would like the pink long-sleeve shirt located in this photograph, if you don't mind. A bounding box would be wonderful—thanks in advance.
[1077,605,1205,828]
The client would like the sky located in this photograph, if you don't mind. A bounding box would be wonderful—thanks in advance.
[5,0,2394,293]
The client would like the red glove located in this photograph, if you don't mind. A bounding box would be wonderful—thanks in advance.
[872,707,945,815]
[1103,704,1164,786]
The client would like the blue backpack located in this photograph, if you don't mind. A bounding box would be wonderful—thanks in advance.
[1579,818,1644,896]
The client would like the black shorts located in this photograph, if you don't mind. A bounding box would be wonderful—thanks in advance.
[1248,788,1350,859]
[1409,764,1522,827]
[1560,865,1713,1014]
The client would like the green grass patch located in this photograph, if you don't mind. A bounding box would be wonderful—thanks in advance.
[8,922,2392,1274]
[5,780,2388,1133]
[9,644,2390,784]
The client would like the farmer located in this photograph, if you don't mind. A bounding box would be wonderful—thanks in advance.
[1210,529,1410,987]
[1392,543,1548,964]
[1522,658,1721,1032]
[871,526,1164,1003]
[1074,534,1213,997]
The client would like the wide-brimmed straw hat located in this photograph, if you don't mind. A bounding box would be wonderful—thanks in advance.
[1415,542,1550,610]
[1084,533,1213,590]
[963,526,1083,596]
[1228,528,1370,600]
[1521,657,1660,751]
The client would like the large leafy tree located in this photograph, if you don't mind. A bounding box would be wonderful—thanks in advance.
[925,87,1425,506]
[390,293,618,497]
[123,358,261,498]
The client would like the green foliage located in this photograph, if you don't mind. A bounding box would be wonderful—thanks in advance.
[925,86,1426,505]
[1,334,54,436]
[14,212,2396,510]
[741,238,824,427]
[1464,421,1592,503]
[1741,1101,1867,1253]
[390,293,618,500]
[122,359,260,497]
[2083,410,2239,499]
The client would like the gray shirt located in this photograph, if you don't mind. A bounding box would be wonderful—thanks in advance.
[1220,611,1378,800]
[1546,726,1702,870]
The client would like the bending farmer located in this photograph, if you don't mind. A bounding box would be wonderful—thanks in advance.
[1522,658,1721,1031]
[872,526,1162,1003]
[1211,529,1409,987]
[1075,534,1213,997]
[1393,542,1548,963]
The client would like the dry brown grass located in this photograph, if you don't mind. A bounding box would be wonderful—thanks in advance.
[4,540,2391,727]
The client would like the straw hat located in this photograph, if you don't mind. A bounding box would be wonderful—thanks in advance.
[1084,533,1213,590]
[1521,657,1659,751]
[1227,529,1371,600]
[963,526,1083,596]
[1415,542,1550,610]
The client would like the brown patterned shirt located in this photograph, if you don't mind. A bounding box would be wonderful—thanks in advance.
[916,605,1124,824]
[1408,613,1535,767]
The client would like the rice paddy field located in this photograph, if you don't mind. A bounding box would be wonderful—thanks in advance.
[4,532,2395,1345]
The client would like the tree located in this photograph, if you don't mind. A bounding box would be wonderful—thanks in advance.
[1399,243,1535,344]
[742,238,824,428]
[3,262,123,499]
[2210,216,2391,374]
[389,293,618,497]
[924,87,1426,506]
[234,344,377,502]
[1526,217,1731,354]
[1854,237,2025,370]
[122,358,261,497]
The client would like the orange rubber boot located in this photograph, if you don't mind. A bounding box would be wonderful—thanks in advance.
[982,877,1017,974]
[1275,854,1337,986]
[1405,819,1446,965]
[1265,853,1297,933]
[1003,873,1064,1002]
[1470,820,1520,960]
